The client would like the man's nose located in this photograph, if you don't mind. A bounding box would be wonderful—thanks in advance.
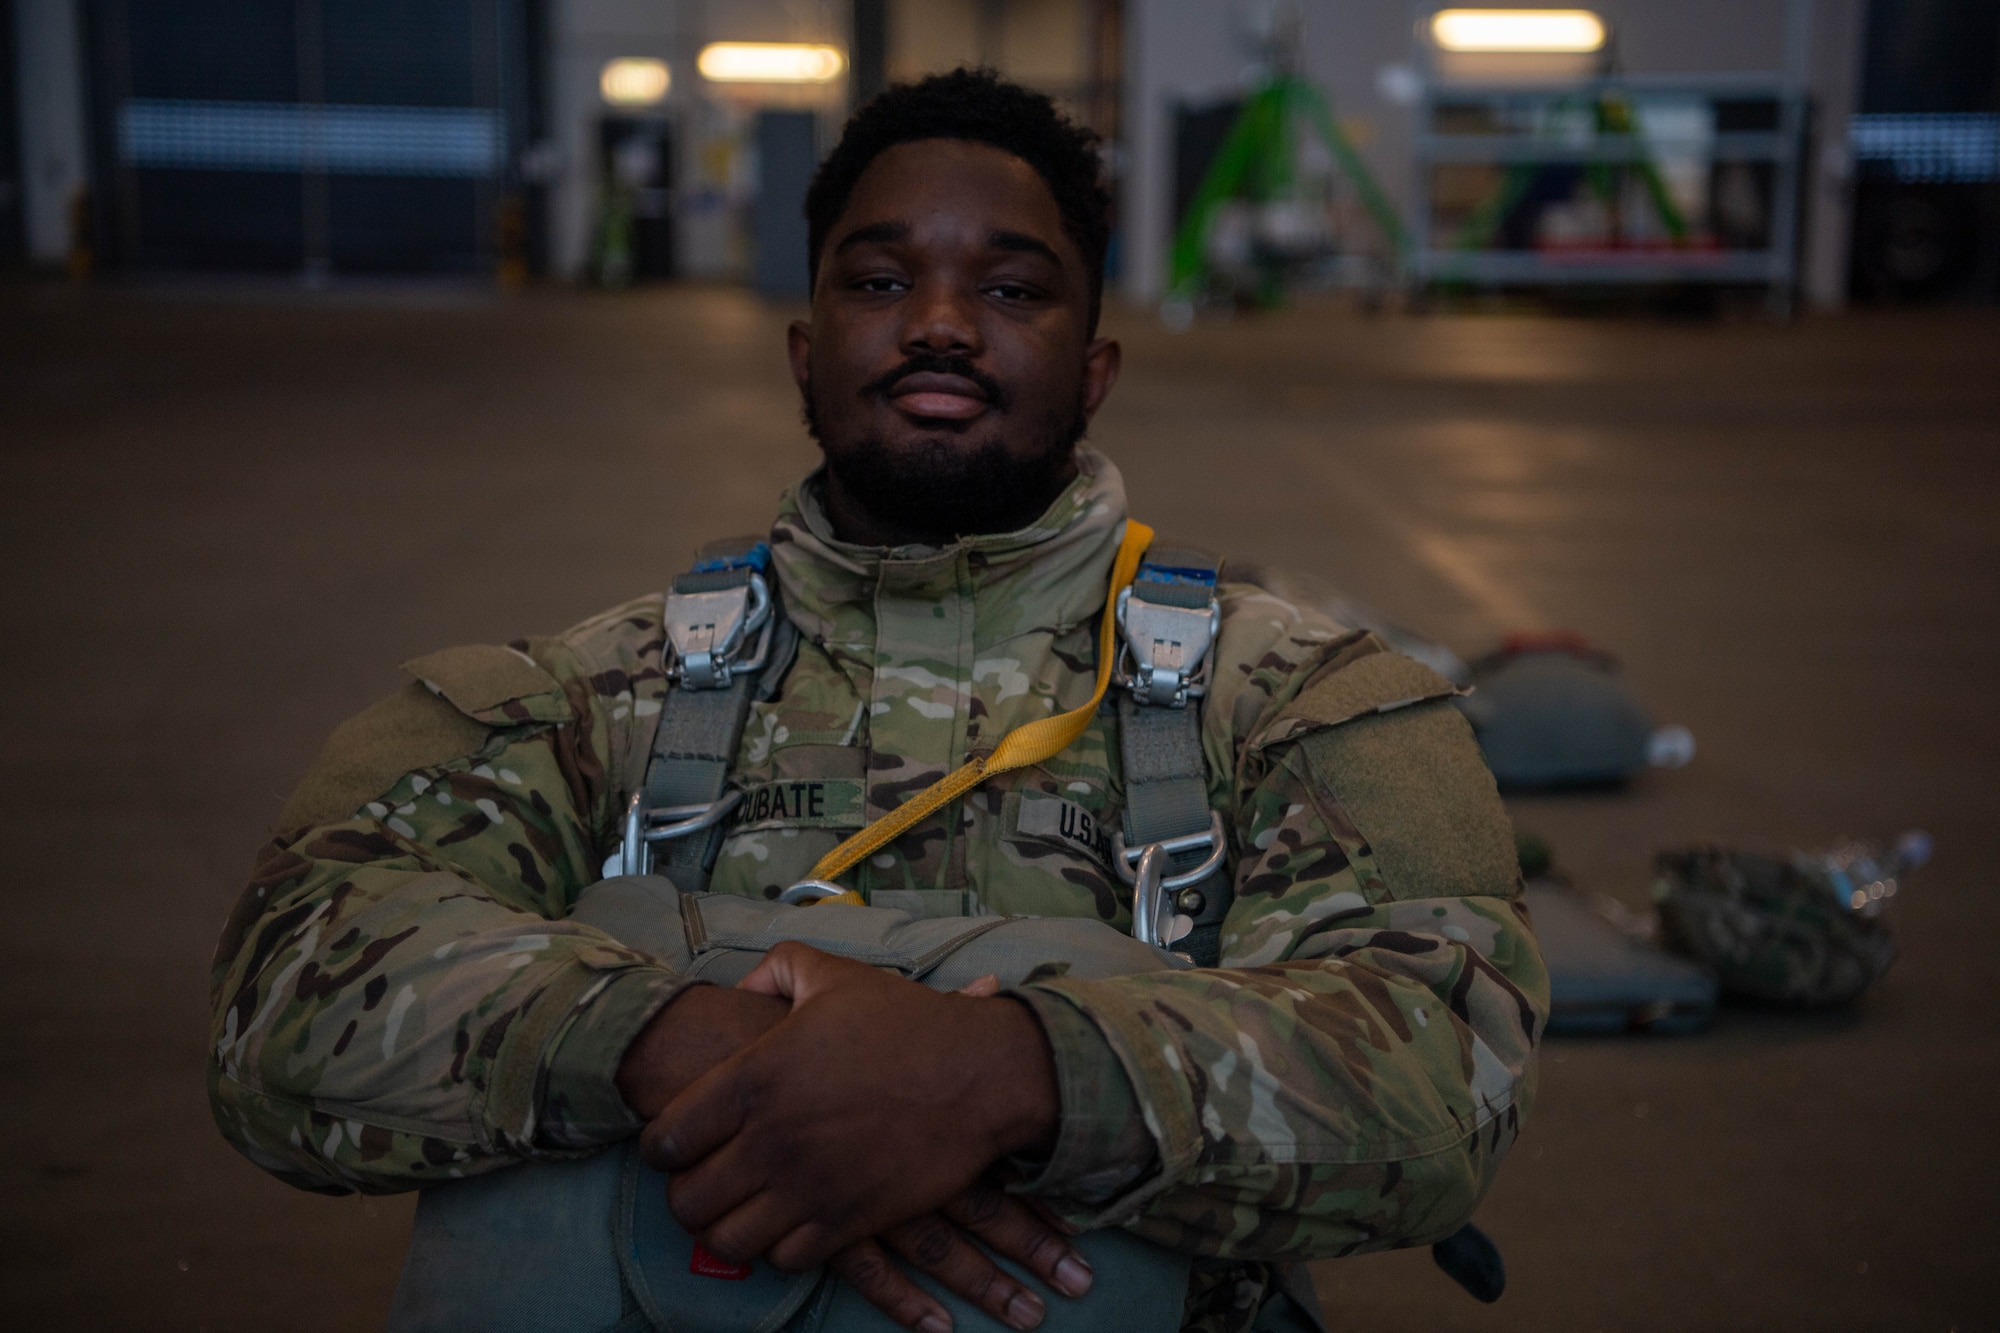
[899,280,983,356]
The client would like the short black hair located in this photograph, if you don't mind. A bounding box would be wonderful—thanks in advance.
[805,68,1112,331]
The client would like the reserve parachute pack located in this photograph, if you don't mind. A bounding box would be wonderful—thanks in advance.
[387,874,1205,1333]
[389,528,1263,1333]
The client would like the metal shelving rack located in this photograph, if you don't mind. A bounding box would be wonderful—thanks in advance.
[1406,2,1812,309]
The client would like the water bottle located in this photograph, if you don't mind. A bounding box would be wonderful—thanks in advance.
[1799,831,1932,918]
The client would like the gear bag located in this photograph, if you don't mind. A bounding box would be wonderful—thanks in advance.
[386,876,1197,1333]
[1653,842,1906,1006]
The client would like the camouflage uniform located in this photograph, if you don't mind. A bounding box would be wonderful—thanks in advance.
[209,450,1546,1330]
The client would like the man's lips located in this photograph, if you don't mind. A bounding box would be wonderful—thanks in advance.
[886,371,990,420]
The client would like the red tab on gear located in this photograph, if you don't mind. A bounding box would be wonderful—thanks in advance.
[690,1243,753,1280]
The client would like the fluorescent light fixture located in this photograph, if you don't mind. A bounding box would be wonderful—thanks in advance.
[697,42,846,83]
[119,100,506,176]
[1430,9,1606,53]
[601,58,670,106]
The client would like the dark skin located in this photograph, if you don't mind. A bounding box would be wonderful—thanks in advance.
[615,138,1125,1333]
[793,138,1120,545]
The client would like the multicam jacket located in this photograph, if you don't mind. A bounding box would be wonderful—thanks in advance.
[209,450,1546,1325]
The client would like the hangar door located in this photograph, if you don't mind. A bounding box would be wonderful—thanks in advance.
[86,0,535,275]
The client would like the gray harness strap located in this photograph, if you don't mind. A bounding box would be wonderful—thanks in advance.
[628,533,1238,959]
[645,683,752,810]
[1113,544,1234,966]
[629,537,796,891]
[1118,697,1214,848]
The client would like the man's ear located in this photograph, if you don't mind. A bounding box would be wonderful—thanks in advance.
[787,320,813,398]
[1081,337,1121,422]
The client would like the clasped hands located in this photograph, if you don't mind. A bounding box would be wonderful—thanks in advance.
[615,943,1089,1333]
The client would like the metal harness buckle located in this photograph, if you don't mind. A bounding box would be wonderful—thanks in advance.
[612,788,746,878]
[666,573,773,690]
[1112,810,1227,948]
[1113,585,1221,708]
[777,879,850,905]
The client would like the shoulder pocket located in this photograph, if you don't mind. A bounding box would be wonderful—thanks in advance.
[1265,644,1515,903]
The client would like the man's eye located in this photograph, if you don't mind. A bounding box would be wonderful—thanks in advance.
[987,282,1040,302]
[854,275,907,294]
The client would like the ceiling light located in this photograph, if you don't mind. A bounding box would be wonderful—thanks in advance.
[697,42,846,84]
[1430,9,1606,53]
[600,58,670,107]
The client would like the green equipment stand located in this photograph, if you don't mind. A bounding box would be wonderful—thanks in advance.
[1166,73,1408,313]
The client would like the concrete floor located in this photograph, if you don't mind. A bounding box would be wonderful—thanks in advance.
[2,282,1996,1332]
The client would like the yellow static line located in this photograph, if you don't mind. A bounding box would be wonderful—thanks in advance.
[803,519,1156,895]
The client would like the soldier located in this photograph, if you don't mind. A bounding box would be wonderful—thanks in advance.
[209,69,1546,1333]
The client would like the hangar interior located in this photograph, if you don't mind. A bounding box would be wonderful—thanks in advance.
[7,0,1997,306]
[3,3,1998,1331]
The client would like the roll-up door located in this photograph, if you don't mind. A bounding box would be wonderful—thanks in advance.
[87,0,533,276]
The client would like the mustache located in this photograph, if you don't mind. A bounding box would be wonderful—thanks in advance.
[860,354,1011,411]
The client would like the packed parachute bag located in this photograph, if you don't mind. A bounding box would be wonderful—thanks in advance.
[1227,564,1915,1017]
[1514,833,1719,1035]
[1457,632,1694,790]
[1651,833,1928,1006]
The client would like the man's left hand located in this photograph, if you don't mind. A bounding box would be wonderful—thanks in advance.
[637,942,1061,1271]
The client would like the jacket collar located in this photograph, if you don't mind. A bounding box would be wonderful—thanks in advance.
[768,447,1130,647]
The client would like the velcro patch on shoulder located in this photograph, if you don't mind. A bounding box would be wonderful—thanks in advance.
[1276,647,1460,730]
[402,643,572,725]
[277,681,492,834]
[1299,703,1518,903]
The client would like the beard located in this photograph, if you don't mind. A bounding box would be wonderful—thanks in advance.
[805,357,1089,543]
